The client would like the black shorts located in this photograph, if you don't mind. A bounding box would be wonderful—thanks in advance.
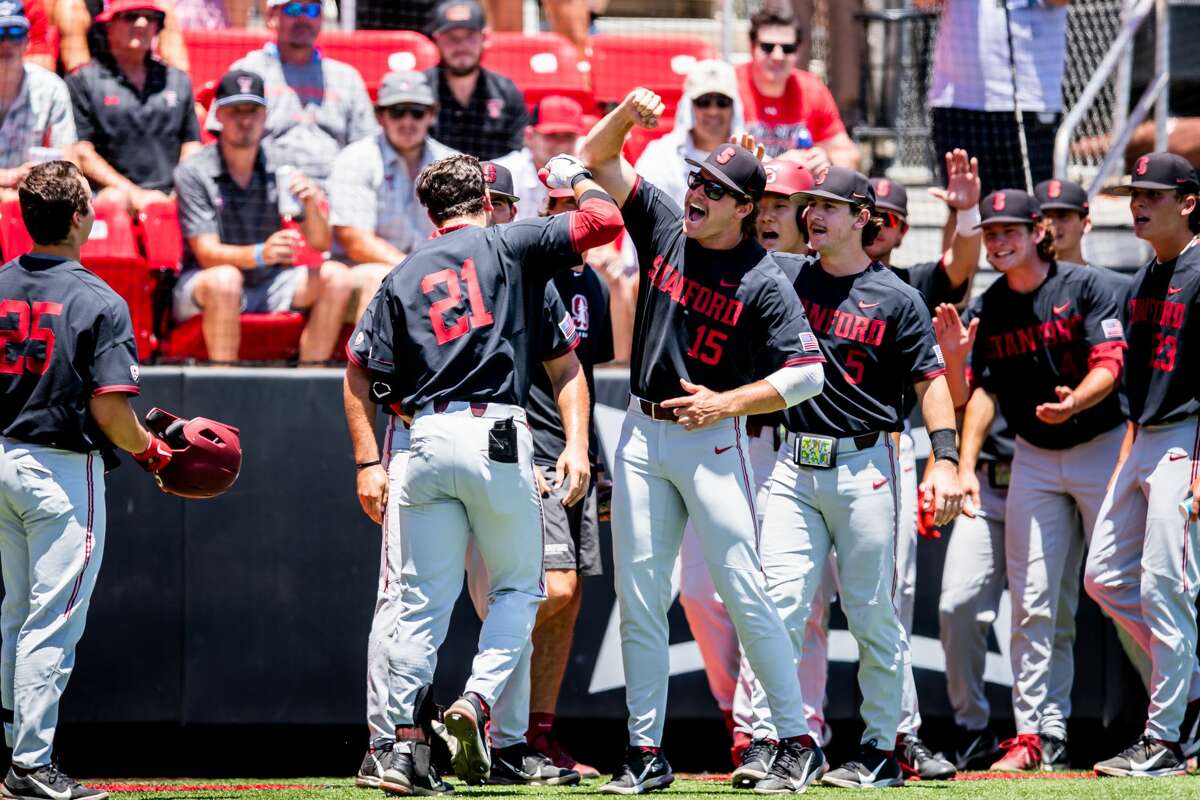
[536,463,602,576]
[931,106,1060,197]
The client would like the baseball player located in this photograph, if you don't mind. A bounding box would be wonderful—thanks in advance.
[0,161,176,800]
[936,189,1128,772]
[739,166,962,789]
[343,153,623,790]
[1036,178,1133,292]
[1087,153,1200,777]
[580,90,830,794]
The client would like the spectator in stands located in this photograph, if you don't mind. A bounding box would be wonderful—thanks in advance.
[222,0,377,186]
[922,0,1069,197]
[57,0,190,73]
[16,0,51,70]
[328,70,456,318]
[424,0,529,161]
[482,0,590,59]
[634,59,744,207]
[67,0,201,213]
[789,0,862,128]
[173,69,354,364]
[737,5,858,171]
[0,0,77,195]
[494,95,584,220]
[173,0,262,30]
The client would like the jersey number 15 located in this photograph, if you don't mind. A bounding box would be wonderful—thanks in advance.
[0,300,62,375]
[422,259,494,346]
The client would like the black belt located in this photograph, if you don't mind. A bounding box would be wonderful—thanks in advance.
[638,399,677,423]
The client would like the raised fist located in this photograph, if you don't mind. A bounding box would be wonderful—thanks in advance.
[538,154,592,190]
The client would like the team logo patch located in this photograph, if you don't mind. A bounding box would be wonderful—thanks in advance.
[1047,180,1062,199]
[557,312,577,340]
[764,166,777,184]
[1101,318,1124,339]
[486,98,505,119]
[482,162,497,184]
[163,90,178,107]
[933,344,945,366]
[571,294,590,333]
[876,179,892,197]
[353,331,365,347]
[992,192,1006,212]
[446,3,471,21]
[1135,156,1150,176]
[238,76,253,94]
[715,146,736,165]
[103,95,120,107]
[800,331,819,352]
[371,381,392,398]
[129,364,140,382]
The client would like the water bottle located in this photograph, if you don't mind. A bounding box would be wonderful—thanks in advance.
[275,165,303,219]
[793,124,814,150]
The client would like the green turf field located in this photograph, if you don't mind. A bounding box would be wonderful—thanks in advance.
[94,775,1200,800]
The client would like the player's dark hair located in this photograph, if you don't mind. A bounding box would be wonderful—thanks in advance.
[740,201,759,239]
[1034,220,1057,262]
[856,204,882,247]
[1177,188,1200,234]
[748,2,802,45]
[18,161,90,246]
[417,154,487,225]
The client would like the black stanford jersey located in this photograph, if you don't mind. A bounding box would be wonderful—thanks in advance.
[890,260,970,314]
[1122,239,1200,426]
[623,178,822,403]
[786,259,945,437]
[0,255,140,454]
[971,260,1127,449]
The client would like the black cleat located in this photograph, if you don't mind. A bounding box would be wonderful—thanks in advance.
[381,747,454,797]
[2,765,108,800]
[357,740,393,788]
[599,747,674,795]
[443,692,491,784]
[821,740,904,789]
[896,734,956,780]
[489,743,581,786]
[731,738,777,789]
[753,737,826,794]
[1181,698,1200,759]
[1039,734,1069,772]
[1094,736,1187,778]
[949,725,1000,771]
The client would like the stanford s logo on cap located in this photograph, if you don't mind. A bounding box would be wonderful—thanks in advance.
[992,192,1006,212]
[715,146,736,165]
[482,163,497,184]
[1048,180,1062,199]
[446,3,470,20]
[1136,156,1150,176]
[764,166,777,184]
[876,179,892,197]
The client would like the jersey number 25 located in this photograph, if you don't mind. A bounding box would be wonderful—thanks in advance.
[0,300,62,375]
[421,259,494,346]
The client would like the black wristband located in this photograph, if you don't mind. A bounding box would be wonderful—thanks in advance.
[569,168,594,188]
[355,459,382,470]
[928,428,959,465]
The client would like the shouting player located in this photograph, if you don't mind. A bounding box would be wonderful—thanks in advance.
[1087,153,1200,777]
[0,161,176,800]
[580,89,829,794]
[343,153,623,789]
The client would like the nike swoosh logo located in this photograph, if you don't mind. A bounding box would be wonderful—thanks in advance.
[872,478,887,489]
[857,760,886,785]
[1169,453,1189,461]
[858,301,880,309]
[1053,302,1070,315]
[719,279,738,288]
[715,446,733,455]
[1130,748,1167,771]
[28,777,72,800]
[1168,286,1184,295]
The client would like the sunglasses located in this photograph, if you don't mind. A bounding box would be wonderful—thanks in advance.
[382,105,429,120]
[115,10,164,24]
[693,93,732,109]
[0,25,27,41]
[688,171,744,203]
[758,41,798,56]
[281,2,322,18]
[880,211,907,230]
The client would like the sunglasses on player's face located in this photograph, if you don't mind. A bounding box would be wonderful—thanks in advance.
[0,25,27,41]
[693,93,732,110]
[688,171,743,203]
[758,40,798,56]
[382,105,429,120]
[281,2,322,18]
[880,211,907,230]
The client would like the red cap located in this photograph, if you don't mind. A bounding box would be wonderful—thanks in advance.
[547,187,575,199]
[532,95,585,136]
[94,0,166,22]
[762,159,814,197]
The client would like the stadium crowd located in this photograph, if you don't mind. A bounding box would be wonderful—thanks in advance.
[2,0,1200,796]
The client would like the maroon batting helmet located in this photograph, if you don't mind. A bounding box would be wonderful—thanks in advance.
[144,408,242,499]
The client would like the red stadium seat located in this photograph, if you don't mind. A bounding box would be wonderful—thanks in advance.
[481,32,592,112]
[318,30,440,100]
[183,29,272,96]
[138,199,184,272]
[623,120,674,165]
[162,312,308,362]
[81,201,157,360]
[589,34,717,115]
[0,198,33,261]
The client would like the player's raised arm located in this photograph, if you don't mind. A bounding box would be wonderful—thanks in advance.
[539,156,625,253]
[579,88,667,207]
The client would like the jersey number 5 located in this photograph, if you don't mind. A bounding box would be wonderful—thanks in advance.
[0,300,63,375]
[421,259,495,346]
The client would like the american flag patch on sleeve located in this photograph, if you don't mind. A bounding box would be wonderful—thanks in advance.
[558,312,577,340]
[933,344,945,365]
[800,332,819,352]
[1101,318,1124,339]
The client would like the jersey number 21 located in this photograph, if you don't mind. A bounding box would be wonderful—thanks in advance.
[422,259,494,346]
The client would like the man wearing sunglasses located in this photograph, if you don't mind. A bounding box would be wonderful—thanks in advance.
[329,70,456,321]
[66,0,201,214]
[494,95,586,222]
[581,88,830,794]
[634,59,743,209]
[0,0,77,197]
[221,0,376,186]
[736,6,858,173]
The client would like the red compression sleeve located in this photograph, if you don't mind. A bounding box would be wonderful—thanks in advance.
[1087,341,1126,381]
[568,193,623,253]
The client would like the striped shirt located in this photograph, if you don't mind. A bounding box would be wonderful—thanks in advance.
[0,64,77,169]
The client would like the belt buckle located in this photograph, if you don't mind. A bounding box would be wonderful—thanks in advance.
[793,433,837,469]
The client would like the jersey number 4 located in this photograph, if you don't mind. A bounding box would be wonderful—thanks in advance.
[0,300,62,375]
[422,259,494,346]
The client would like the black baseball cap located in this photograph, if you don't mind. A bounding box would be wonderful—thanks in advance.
[869,177,907,216]
[214,69,266,109]
[1035,178,1089,213]
[482,161,518,203]
[685,144,767,201]
[795,166,875,207]
[430,0,484,34]
[1108,152,1199,195]
[977,189,1041,228]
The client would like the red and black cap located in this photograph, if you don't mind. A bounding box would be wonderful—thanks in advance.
[94,0,166,23]
[431,0,484,34]
[482,161,518,203]
[794,166,875,208]
[977,189,1041,228]
[869,177,907,216]
[1108,152,1199,195]
[762,159,814,198]
[1035,178,1089,213]
[685,144,767,201]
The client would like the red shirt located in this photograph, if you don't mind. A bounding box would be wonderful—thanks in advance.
[22,0,56,61]
[735,62,845,158]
